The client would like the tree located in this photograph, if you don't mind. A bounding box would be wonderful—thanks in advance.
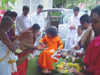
[0,0,16,10]
[53,0,67,8]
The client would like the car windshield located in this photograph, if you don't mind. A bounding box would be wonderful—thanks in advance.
[42,10,62,29]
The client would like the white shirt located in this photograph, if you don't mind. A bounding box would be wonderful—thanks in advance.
[67,15,81,35]
[67,15,80,27]
[65,33,82,50]
[31,12,44,31]
[15,14,31,35]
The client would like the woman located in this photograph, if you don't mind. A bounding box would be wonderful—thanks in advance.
[7,11,18,42]
[39,26,63,73]
[12,24,41,75]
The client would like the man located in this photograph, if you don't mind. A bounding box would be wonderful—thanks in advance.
[72,5,100,75]
[67,7,80,36]
[31,4,44,32]
[65,26,83,51]
[74,14,95,57]
[15,5,31,35]
[31,4,44,56]
[12,24,40,75]
[0,16,18,75]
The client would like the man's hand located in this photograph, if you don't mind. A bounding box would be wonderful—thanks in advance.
[37,32,41,36]
[71,69,85,75]
[74,45,81,50]
[69,25,76,30]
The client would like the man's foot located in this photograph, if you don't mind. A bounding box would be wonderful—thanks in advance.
[42,68,52,73]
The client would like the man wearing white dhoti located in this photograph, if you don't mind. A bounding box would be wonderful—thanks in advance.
[0,16,18,75]
[15,5,31,36]
[65,26,83,52]
[67,7,80,36]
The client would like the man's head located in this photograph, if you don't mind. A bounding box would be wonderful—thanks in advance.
[32,24,40,35]
[0,16,13,32]
[4,10,11,17]
[9,11,18,21]
[73,7,80,16]
[37,4,43,14]
[80,14,91,29]
[23,5,29,16]
[91,6,100,37]
[77,26,83,36]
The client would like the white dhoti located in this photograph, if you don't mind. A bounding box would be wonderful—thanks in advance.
[32,34,42,57]
[0,41,18,75]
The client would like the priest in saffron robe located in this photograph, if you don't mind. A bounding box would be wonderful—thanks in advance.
[39,26,63,73]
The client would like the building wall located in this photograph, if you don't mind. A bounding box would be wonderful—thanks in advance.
[15,0,53,15]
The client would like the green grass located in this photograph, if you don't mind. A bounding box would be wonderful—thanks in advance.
[26,56,63,75]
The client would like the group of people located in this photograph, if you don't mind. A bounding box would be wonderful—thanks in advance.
[0,4,64,75]
[64,6,100,75]
[0,3,100,75]
[65,7,94,57]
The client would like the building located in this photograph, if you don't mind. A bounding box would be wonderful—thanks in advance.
[15,0,53,15]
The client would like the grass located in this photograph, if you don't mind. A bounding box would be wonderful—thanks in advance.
[26,56,63,75]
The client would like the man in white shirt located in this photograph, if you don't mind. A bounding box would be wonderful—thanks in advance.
[67,7,80,35]
[31,5,44,56]
[65,26,83,52]
[31,4,44,32]
[15,5,31,35]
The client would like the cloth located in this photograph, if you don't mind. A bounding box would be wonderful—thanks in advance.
[67,15,80,35]
[83,35,100,75]
[15,14,31,35]
[0,40,18,75]
[65,33,82,50]
[7,27,16,42]
[16,30,35,50]
[12,59,28,75]
[39,35,63,70]
[79,25,95,50]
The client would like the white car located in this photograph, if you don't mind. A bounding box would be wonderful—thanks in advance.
[41,8,90,43]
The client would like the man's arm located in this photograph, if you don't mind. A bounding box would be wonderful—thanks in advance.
[0,31,16,52]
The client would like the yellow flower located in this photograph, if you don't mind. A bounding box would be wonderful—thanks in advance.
[57,64,63,69]
[68,62,74,66]
[61,62,66,66]
[73,63,79,67]
[63,70,69,73]
[77,66,82,71]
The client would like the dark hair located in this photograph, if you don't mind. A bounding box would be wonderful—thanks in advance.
[80,14,91,23]
[46,26,58,37]
[32,24,40,31]
[91,5,100,16]
[1,16,13,26]
[9,12,18,18]
[78,25,84,30]
[73,7,80,11]
[23,5,29,11]
[4,10,11,17]
[37,4,43,9]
